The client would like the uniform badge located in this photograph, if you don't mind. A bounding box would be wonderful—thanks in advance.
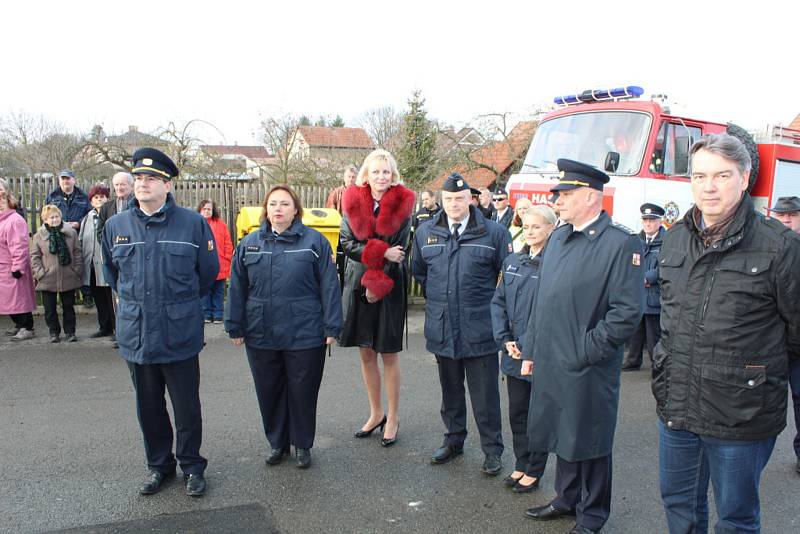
[632,253,641,266]
[208,240,215,251]
[427,236,439,245]
[246,245,260,252]
[506,265,518,273]
[456,179,464,187]
[115,235,130,244]
[142,158,153,165]
[664,201,680,226]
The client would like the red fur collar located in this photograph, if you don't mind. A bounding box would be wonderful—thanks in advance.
[342,184,415,240]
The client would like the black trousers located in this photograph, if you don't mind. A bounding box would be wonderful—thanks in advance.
[246,345,327,450]
[625,314,661,368]
[10,312,34,330]
[127,355,207,475]
[552,454,613,531]
[89,268,115,333]
[436,353,503,455]
[507,375,548,476]
[41,290,76,336]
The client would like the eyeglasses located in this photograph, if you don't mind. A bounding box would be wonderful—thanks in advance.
[492,197,508,202]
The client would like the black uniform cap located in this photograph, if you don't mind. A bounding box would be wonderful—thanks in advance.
[768,196,800,213]
[469,187,481,196]
[131,147,179,180]
[640,203,665,219]
[550,158,610,192]
[442,173,471,193]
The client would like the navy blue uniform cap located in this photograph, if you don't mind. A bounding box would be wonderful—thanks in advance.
[550,159,610,192]
[131,147,179,180]
[640,203,665,219]
[442,173,471,193]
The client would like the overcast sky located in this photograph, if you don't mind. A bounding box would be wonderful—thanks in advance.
[2,1,798,145]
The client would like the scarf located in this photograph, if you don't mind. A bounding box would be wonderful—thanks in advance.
[692,205,738,248]
[45,223,71,266]
[92,210,103,243]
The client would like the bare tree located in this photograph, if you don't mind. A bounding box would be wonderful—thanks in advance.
[359,106,403,153]
[0,111,86,177]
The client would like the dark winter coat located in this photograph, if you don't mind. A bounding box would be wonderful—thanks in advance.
[45,186,91,224]
[102,193,219,364]
[522,211,642,461]
[339,184,415,353]
[653,194,800,441]
[640,226,664,314]
[412,204,440,231]
[493,208,513,229]
[491,248,541,381]
[412,206,511,358]
[225,219,342,350]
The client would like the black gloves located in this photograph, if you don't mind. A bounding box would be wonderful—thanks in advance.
[11,271,22,279]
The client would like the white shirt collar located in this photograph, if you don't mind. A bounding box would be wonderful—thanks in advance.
[447,213,470,232]
[572,213,601,232]
[496,207,509,220]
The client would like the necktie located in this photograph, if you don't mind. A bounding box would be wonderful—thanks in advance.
[452,222,461,240]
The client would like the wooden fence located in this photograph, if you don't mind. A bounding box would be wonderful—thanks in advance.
[4,176,425,297]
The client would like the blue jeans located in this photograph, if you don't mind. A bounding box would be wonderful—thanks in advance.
[789,359,800,458]
[658,420,776,534]
[202,280,225,320]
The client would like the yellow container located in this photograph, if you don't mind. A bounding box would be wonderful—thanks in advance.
[302,208,342,253]
[236,206,264,240]
[235,206,342,253]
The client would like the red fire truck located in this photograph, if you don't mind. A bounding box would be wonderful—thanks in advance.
[505,86,800,230]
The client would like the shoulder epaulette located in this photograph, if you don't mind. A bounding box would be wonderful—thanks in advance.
[610,221,636,235]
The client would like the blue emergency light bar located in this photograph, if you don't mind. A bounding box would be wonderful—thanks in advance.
[554,86,644,105]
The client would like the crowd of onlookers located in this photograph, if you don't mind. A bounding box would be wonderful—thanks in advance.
[0,172,233,343]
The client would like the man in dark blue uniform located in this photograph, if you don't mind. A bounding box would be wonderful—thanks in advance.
[622,203,665,371]
[491,190,513,229]
[102,148,219,497]
[522,159,642,533]
[412,173,510,476]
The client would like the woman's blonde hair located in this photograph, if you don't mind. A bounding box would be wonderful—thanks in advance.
[523,204,558,227]
[41,204,62,221]
[356,149,401,187]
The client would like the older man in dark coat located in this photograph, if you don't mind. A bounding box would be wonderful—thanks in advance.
[522,159,642,533]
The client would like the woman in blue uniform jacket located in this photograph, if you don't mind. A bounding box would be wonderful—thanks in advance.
[225,185,342,469]
[490,205,557,492]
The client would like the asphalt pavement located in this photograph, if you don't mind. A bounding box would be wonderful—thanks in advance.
[1,312,798,533]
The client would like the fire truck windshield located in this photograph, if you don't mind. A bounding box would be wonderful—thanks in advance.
[521,111,652,175]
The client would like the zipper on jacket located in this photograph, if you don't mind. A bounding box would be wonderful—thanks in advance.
[700,271,716,322]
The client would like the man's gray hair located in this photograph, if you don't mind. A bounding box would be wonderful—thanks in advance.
[690,133,752,174]
[112,171,134,184]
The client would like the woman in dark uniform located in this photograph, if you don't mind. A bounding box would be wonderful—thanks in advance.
[491,205,556,492]
[339,149,415,447]
[225,185,342,469]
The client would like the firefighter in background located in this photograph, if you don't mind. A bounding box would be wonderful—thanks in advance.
[622,203,665,371]
[767,195,800,474]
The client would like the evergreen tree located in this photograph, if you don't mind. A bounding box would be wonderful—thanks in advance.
[331,115,345,128]
[397,90,437,188]
[298,115,311,126]
[315,116,327,127]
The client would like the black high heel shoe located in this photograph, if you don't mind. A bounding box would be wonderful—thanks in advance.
[354,415,387,438]
[381,421,399,447]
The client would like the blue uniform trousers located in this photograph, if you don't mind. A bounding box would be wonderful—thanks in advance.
[436,353,503,455]
[246,345,326,450]
[790,358,800,459]
[506,374,548,475]
[127,355,206,475]
[552,454,613,531]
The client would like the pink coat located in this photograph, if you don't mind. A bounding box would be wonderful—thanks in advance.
[0,209,36,314]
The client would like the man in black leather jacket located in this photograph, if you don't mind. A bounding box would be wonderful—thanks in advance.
[653,133,800,534]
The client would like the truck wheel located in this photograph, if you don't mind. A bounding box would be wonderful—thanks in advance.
[726,123,760,192]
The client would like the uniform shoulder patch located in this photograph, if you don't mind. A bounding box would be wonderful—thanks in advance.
[611,222,636,235]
